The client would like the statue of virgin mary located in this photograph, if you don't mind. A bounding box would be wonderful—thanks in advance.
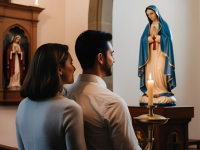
[7,35,25,89]
[138,5,176,106]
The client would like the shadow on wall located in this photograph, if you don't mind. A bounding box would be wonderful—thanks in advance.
[88,0,113,91]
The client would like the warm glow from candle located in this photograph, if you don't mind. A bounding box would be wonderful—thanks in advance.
[149,73,151,80]
[148,73,154,105]
[34,0,39,7]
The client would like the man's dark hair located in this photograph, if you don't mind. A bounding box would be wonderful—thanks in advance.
[20,43,68,100]
[75,30,112,70]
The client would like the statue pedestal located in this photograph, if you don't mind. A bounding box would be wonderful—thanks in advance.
[128,106,194,150]
[0,89,23,105]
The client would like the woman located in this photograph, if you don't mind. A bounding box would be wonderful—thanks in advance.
[16,43,87,150]
[7,35,25,88]
[138,5,176,106]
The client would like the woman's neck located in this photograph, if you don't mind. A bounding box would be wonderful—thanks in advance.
[152,18,159,24]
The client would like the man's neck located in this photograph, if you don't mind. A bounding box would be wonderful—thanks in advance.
[83,69,105,78]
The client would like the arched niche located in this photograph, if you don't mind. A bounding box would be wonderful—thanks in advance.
[3,24,31,43]
[88,0,113,91]
[2,26,29,89]
[0,2,44,103]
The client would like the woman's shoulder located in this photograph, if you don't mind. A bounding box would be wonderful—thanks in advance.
[56,96,83,118]
[18,96,80,110]
[53,95,81,110]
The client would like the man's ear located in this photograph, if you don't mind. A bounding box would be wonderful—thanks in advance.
[58,64,62,75]
[97,53,104,64]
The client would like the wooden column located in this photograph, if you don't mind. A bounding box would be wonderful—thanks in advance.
[32,21,38,62]
[0,16,3,93]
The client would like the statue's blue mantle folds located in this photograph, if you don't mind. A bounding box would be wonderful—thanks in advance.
[138,5,176,93]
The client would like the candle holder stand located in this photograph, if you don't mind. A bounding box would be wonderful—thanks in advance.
[134,105,169,150]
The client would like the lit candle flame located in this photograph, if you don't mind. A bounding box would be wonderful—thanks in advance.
[149,73,151,80]
[35,0,38,4]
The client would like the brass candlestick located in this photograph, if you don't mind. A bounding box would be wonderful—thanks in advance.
[134,105,169,150]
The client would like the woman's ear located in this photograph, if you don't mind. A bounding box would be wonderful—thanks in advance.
[58,64,62,75]
[97,53,104,64]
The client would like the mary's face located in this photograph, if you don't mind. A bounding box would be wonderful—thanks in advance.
[102,42,115,76]
[15,37,20,44]
[146,9,157,21]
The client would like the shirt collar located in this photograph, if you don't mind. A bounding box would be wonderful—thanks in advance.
[77,74,107,89]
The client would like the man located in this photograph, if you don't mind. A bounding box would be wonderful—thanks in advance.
[63,30,141,150]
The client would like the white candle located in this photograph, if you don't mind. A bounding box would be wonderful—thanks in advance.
[148,73,154,105]
[34,0,39,7]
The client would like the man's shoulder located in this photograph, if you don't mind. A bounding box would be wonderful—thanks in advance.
[64,81,125,105]
[92,87,125,106]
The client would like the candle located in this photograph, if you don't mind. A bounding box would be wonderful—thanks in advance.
[34,0,39,7]
[148,73,154,105]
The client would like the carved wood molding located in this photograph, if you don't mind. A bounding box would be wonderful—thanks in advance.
[0,0,11,2]
[3,24,31,43]
[0,17,3,23]
[32,21,38,28]
[0,2,44,12]
[0,144,18,150]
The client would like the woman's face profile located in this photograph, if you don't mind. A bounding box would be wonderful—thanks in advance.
[60,53,76,84]
[146,9,157,22]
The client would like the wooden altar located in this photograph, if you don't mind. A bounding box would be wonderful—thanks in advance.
[0,2,44,103]
[129,106,194,150]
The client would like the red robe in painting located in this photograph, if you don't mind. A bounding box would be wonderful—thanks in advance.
[7,43,25,80]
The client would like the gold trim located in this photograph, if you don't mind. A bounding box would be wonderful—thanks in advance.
[158,22,162,32]
[164,54,169,59]
[169,63,175,68]
[165,74,176,87]
[140,84,144,88]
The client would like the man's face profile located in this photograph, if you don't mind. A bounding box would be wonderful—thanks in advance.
[103,42,115,76]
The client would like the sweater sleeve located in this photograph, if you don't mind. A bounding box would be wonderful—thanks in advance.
[62,101,87,150]
[16,118,25,150]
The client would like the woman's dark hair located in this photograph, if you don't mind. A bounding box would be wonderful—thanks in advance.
[75,30,112,70]
[20,43,69,100]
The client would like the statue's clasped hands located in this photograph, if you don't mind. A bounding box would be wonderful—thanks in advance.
[148,35,160,43]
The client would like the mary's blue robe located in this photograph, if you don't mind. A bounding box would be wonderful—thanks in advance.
[138,5,176,94]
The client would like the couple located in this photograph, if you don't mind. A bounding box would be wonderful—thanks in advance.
[16,30,141,150]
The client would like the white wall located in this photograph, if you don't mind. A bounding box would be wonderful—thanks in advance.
[65,0,89,81]
[0,106,18,147]
[0,0,89,147]
[113,0,200,139]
